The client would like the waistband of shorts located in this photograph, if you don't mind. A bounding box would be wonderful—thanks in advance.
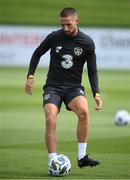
[45,82,82,87]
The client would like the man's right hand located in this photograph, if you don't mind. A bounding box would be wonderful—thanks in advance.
[25,79,34,95]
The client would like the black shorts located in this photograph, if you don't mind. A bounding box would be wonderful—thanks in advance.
[43,84,86,111]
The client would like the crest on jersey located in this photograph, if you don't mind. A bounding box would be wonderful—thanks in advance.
[74,47,83,56]
[44,93,50,100]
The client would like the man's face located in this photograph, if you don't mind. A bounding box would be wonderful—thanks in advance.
[60,16,79,36]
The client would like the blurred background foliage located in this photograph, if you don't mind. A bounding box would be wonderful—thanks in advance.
[0,0,130,27]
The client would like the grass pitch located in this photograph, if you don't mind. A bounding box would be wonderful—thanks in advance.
[0,67,130,179]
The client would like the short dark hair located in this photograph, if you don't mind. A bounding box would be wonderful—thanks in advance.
[60,7,77,17]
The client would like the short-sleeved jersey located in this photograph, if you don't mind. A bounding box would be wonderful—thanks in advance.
[27,29,99,96]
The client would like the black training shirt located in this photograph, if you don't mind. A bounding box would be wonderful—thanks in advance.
[27,29,99,96]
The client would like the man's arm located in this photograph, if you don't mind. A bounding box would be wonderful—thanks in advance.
[86,53,102,111]
[25,33,53,95]
[27,32,53,77]
[87,53,99,96]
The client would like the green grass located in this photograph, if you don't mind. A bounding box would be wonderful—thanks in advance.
[0,0,130,27]
[0,67,130,179]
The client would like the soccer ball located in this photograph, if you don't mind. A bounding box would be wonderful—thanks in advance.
[48,154,71,177]
[114,110,130,125]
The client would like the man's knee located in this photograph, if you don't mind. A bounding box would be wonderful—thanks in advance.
[44,104,58,129]
[78,109,88,122]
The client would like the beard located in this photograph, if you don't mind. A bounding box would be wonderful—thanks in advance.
[64,28,77,37]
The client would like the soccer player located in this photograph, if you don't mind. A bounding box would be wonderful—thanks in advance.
[25,7,102,168]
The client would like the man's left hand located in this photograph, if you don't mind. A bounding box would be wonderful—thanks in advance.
[94,96,102,111]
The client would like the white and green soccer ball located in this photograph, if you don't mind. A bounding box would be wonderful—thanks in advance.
[48,154,71,177]
[115,110,130,125]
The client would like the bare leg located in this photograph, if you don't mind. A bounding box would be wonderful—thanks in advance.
[68,96,89,143]
[68,96,100,167]
[44,103,59,153]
